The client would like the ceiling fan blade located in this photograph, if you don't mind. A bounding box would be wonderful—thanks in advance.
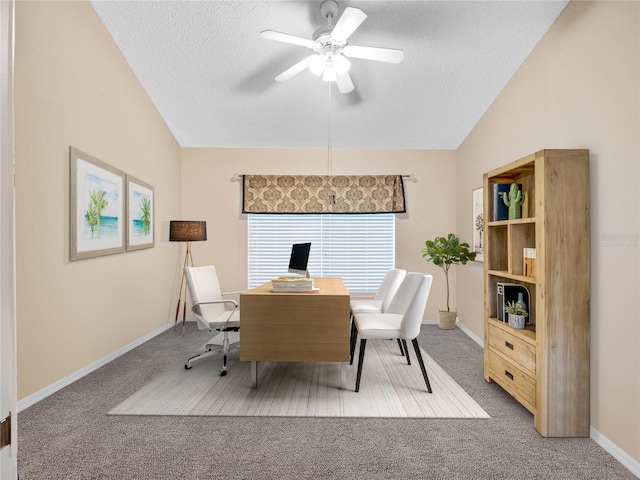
[343,45,404,64]
[330,7,367,42]
[335,71,355,94]
[275,55,314,82]
[260,30,316,48]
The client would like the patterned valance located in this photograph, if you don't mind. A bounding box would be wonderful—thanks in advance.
[242,175,406,214]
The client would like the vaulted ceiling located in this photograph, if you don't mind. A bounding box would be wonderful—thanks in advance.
[91,1,568,150]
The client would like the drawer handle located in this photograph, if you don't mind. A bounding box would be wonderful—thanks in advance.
[505,370,514,380]
[505,341,514,350]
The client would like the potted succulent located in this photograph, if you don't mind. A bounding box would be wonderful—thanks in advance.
[421,233,476,329]
[505,300,528,329]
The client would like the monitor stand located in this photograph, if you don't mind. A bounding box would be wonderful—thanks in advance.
[287,268,311,278]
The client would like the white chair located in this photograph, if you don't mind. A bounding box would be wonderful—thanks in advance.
[349,268,406,315]
[351,273,434,393]
[184,265,240,376]
[349,268,406,363]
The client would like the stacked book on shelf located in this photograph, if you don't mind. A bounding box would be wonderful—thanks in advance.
[493,183,511,221]
[523,248,536,277]
[271,277,316,293]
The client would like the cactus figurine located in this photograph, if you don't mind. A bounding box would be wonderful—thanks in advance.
[501,183,525,220]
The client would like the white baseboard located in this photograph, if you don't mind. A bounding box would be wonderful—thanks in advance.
[421,319,439,325]
[17,322,174,412]
[456,324,639,479]
[590,427,640,478]
[457,322,484,347]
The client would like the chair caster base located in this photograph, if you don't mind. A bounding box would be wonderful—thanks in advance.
[220,370,227,377]
[184,364,192,370]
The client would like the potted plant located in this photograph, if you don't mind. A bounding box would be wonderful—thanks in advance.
[421,233,476,329]
[505,300,528,329]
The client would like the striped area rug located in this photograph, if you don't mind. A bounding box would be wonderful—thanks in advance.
[108,338,489,418]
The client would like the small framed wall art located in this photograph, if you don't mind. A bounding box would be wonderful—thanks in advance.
[472,186,484,262]
[125,175,154,251]
[69,147,125,261]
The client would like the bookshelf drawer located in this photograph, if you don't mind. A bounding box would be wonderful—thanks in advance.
[488,350,536,412]
[488,324,536,375]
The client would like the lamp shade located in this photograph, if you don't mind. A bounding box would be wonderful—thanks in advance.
[332,54,351,75]
[309,54,327,76]
[169,221,207,242]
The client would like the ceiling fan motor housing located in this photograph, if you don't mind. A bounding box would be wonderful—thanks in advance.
[314,1,346,56]
[313,28,346,56]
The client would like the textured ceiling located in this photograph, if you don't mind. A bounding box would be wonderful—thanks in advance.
[90,0,568,150]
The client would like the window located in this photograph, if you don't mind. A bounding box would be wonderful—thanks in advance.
[248,214,395,293]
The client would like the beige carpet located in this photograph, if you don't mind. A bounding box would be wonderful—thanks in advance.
[108,338,489,418]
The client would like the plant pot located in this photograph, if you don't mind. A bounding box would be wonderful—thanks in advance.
[438,310,457,330]
[508,313,526,329]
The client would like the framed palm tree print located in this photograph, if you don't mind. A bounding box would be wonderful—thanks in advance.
[69,147,125,261]
[125,175,154,251]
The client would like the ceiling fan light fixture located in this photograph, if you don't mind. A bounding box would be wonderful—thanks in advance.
[332,54,351,75]
[261,1,404,93]
[309,54,327,76]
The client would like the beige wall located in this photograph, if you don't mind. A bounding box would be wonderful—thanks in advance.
[180,148,458,322]
[14,1,182,399]
[456,0,639,463]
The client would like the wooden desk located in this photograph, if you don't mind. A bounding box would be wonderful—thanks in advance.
[240,277,351,388]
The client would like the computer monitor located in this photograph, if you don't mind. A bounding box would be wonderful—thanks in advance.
[288,242,311,278]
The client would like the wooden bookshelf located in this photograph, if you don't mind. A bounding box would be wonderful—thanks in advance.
[483,149,590,437]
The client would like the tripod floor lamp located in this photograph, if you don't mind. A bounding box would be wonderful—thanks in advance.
[170,220,207,335]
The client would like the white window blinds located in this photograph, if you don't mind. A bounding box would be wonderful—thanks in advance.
[248,214,395,293]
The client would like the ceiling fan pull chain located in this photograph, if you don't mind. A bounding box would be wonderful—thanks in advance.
[327,83,332,175]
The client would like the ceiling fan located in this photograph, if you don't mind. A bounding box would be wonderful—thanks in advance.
[260,0,404,93]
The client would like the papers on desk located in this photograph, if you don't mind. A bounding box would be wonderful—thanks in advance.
[271,277,317,293]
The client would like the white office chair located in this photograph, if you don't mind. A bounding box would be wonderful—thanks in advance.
[184,265,240,376]
[351,273,434,393]
[349,268,406,315]
[349,268,406,363]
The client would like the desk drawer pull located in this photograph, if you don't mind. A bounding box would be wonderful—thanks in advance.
[505,370,514,380]
[505,341,514,350]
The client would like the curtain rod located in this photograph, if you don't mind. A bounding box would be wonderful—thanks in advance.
[232,173,414,180]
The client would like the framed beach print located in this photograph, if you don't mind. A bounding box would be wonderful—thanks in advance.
[125,175,154,251]
[69,147,125,261]
[472,186,484,262]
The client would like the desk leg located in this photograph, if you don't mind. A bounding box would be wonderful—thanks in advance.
[340,362,346,390]
[251,361,258,389]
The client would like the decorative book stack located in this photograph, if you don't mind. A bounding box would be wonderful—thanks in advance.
[523,248,536,277]
[493,183,511,221]
[271,277,315,292]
